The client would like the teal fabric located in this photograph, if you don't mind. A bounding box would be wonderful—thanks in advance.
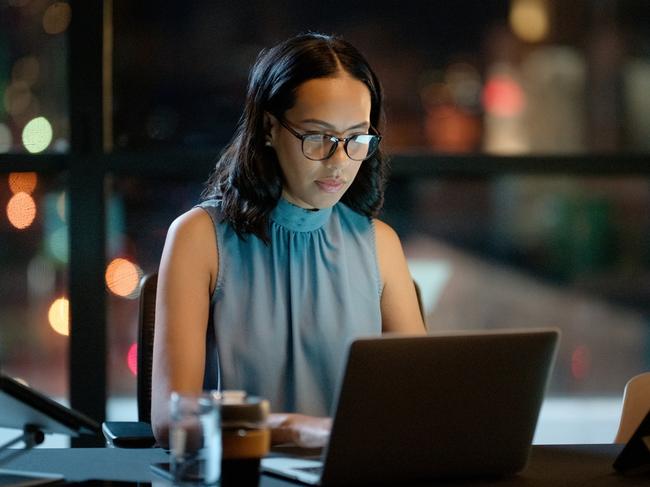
[197,198,382,416]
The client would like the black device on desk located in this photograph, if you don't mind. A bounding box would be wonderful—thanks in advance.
[101,422,155,448]
[0,373,100,486]
[614,410,650,475]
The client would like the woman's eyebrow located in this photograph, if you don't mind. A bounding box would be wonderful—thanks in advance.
[298,119,370,131]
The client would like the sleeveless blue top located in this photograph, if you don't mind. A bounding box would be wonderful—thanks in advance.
[197,198,382,416]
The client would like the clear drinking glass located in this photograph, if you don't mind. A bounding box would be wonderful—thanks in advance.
[170,391,221,485]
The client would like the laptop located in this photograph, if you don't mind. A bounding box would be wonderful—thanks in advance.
[262,328,559,485]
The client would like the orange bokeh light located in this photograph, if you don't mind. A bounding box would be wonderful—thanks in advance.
[105,258,142,298]
[8,172,38,194]
[7,192,36,229]
[42,2,72,35]
[48,297,69,336]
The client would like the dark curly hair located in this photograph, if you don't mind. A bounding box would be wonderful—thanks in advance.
[202,32,388,243]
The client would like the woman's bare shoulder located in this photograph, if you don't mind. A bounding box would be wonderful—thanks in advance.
[373,218,400,250]
[168,206,215,240]
[163,207,219,282]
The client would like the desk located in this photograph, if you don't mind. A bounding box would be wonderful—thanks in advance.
[3,444,648,486]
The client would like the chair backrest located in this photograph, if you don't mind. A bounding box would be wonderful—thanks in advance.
[615,372,650,443]
[137,273,157,424]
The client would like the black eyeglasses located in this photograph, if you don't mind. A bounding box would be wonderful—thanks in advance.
[277,118,382,162]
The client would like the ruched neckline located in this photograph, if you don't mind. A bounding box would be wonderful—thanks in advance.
[270,198,332,232]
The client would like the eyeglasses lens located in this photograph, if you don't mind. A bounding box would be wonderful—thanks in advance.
[302,135,378,161]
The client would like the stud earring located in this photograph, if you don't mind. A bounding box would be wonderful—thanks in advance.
[264,140,272,147]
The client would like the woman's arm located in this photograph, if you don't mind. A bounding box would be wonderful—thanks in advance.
[374,219,426,334]
[151,208,218,448]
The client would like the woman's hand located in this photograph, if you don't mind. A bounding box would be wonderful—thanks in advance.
[267,413,332,448]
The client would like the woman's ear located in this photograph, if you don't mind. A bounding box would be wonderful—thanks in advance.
[263,112,277,147]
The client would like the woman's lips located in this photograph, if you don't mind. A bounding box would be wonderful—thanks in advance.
[315,178,345,193]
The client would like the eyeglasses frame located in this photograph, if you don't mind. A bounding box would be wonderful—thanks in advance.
[276,118,382,162]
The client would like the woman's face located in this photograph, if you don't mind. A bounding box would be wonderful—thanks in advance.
[267,73,372,209]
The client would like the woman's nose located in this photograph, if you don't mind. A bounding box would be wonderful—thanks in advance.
[323,143,350,168]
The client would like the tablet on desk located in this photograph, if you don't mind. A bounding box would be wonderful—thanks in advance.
[0,374,99,436]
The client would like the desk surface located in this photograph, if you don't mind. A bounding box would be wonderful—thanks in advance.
[3,444,647,486]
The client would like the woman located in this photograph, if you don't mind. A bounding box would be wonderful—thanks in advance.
[151,33,425,449]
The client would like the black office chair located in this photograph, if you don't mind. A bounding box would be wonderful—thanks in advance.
[137,273,157,425]
[102,274,157,447]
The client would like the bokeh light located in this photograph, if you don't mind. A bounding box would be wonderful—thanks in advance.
[9,172,38,194]
[0,123,12,153]
[47,225,69,263]
[12,56,40,86]
[48,297,69,336]
[27,255,56,296]
[105,258,143,299]
[509,0,550,43]
[445,62,483,109]
[22,116,53,153]
[56,191,67,222]
[482,74,525,117]
[4,81,32,117]
[7,192,37,229]
[43,2,72,35]
[127,343,138,376]
[571,345,591,380]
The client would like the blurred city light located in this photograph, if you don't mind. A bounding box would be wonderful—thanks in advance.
[571,345,591,380]
[22,116,53,153]
[8,172,38,194]
[27,255,56,296]
[12,56,40,86]
[482,74,525,118]
[56,191,67,222]
[7,191,37,229]
[43,2,72,35]
[444,63,482,110]
[509,0,550,43]
[48,297,69,337]
[127,343,138,376]
[4,81,32,117]
[47,225,69,263]
[105,258,142,298]
[0,123,12,153]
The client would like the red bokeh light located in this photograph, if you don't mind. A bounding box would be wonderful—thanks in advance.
[482,76,525,117]
[127,343,138,376]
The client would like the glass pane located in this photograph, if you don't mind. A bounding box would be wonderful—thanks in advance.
[0,0,70,154]
[388,175,650,443]
[0,171,70,446]
[105,176,203,421]
[113,1,650,155]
